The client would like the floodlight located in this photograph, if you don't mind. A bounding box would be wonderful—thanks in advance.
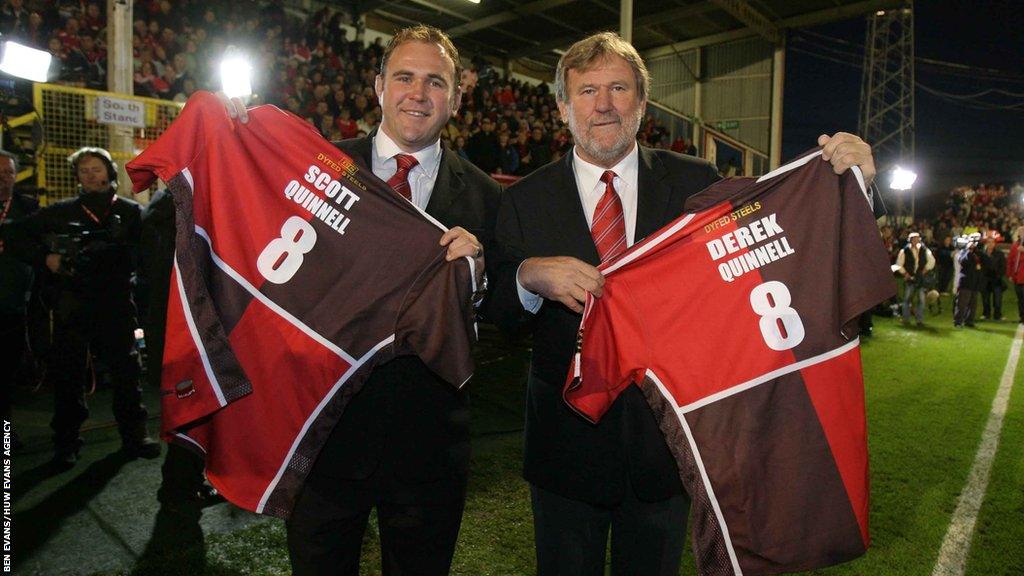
[0,40,52,83]
[890,166,917,191]
[220,55,252,99]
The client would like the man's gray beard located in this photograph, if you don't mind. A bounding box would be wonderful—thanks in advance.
[567,105,643,166]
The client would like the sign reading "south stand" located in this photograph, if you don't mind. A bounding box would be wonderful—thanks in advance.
[95,96,145,128]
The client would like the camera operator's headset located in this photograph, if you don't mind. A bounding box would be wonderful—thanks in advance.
[67,147,118,192]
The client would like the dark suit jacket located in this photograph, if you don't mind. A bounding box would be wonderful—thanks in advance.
[486,146,721,507]
[309,133,501,499]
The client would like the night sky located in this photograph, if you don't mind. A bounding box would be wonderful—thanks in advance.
[781,0,1024,212]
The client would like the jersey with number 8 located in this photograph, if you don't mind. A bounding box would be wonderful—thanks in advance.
[565,149,895,576]
[257,216,318,284]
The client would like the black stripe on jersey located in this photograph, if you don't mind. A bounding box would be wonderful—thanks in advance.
[169,173,252,403]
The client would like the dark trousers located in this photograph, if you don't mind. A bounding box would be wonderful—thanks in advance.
[955,288,978,326]
[0,313,27,420]
[1016,284,1024,321]
[286,472,467,576]
[531,483,690,576]
[157,443,207,502]
[982,282,1003,319]
[49,297,147,450]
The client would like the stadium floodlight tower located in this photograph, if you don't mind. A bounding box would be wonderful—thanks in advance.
[0,39,52,82]
[858,1,915,223]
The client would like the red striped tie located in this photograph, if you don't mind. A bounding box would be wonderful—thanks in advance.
[387,153,418,201]
[592,170,626,262]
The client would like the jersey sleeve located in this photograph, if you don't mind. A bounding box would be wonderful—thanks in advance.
[837,169,897,337]
[394,254,476,388]
[563,279,649,423]
[125,91,228,192]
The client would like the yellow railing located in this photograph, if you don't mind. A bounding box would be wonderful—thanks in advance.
[32,84,183,205]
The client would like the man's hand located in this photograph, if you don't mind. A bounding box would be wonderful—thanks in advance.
[45,253,62,274]
[441,227,485,290]
[440,227,482,261]
[216,92,249,124]
[518,256,604,314]
[818,132,876,186]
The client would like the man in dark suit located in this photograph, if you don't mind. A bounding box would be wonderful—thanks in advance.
[486,32,879,576]
[222,25,499,576]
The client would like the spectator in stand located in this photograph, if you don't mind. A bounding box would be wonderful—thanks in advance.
[65,34,106,89]
[336,108,359,139]
[0,0,31,36]
[527,125,552,168]
[468,116,501,174]
[497,131,519,175]
[452,135,470,161]
[134,61,161,98]
[980,236,1006,321]
[48,37,69,70]
[895,232,935,327]
[81,2,104,36]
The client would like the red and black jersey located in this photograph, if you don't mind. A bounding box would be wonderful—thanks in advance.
[565,150,895,575]
[127,91,477,519]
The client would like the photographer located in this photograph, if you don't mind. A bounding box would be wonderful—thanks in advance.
[895,232,935,326]
[955,234,984,328]
[4,147,159,468]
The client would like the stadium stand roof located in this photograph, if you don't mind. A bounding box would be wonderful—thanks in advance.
[350,0,906,72]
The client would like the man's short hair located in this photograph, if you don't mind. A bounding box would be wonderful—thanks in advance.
[379,25,462,87]
[554,32,650,103]
[68,147,118,186]
[0,150,17,171]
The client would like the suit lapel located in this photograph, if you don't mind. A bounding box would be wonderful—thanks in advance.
[341,130,374,170]
[635,146,674,242]
[425,148,465,220]
[551,152,602,264]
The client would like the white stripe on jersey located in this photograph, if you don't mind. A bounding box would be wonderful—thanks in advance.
[647,370,744,576]
[256,333,397,514]
[173,255,228,408]
[676,338,860,415]
[192,224,359,367]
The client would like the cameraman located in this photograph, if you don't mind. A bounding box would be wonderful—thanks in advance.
[895,231,935,326]
[955,235,984,328]
[5,147,159,468]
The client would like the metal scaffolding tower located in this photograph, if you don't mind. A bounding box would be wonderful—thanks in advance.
[858,2,915,221]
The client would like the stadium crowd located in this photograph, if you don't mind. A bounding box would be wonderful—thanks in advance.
[1,0,696,178]
[882,182,1024,327]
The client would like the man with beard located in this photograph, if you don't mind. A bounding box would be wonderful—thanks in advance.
[486,32,879,575]
[6,148,159,468]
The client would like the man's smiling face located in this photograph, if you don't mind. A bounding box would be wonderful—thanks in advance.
[557,54,645,168]
[375,40,461,153]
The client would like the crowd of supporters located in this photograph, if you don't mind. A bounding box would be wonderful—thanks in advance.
[1,0,697,178]
[882,182,1024,259]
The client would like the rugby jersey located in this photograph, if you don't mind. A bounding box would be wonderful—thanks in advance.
[127,91,476,518]
[566,150,895,574]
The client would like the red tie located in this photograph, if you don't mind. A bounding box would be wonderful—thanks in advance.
[591,170,626,263]
[387,153,418,201]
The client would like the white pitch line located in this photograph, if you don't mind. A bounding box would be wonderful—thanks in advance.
[931,323,1024,576]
